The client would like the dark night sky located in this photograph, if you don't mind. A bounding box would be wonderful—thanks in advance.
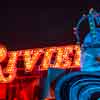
[0,0,100,50]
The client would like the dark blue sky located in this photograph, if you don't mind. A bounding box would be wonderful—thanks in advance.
[0,0,99,50]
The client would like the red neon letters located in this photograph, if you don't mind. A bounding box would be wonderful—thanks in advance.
[0,45,80,83]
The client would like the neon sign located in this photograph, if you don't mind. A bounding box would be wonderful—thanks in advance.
[0,44,80,83]
[0,8,100,100]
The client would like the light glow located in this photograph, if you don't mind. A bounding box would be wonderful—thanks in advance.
[0,44,7,62]
[0,51,18,83]
[54,47,64,68]
[41,48,56,70]
[24,49,44,72]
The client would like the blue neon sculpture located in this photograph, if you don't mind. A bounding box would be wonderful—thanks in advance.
[55,8,100,100]
[74,8,100,71]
